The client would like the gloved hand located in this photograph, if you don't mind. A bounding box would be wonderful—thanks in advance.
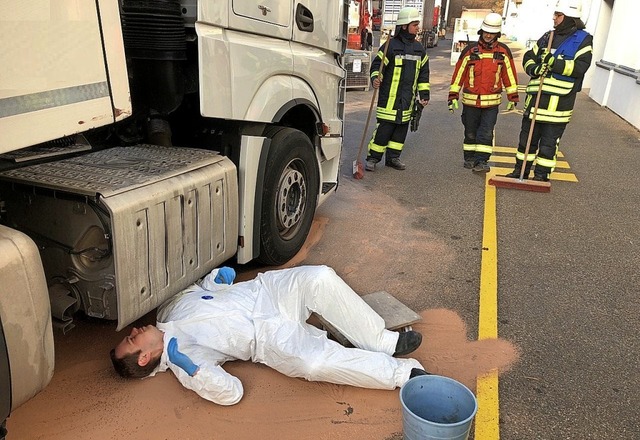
[447,92,459,112]
[506,101,516,111]
[167,337,199,376]
[214,266,236,285]
[541,50,555,68]
[531,63,548,77]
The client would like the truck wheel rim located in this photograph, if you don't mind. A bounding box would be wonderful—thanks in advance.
[276,160,307,237]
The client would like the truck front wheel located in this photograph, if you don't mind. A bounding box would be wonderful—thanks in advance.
[259,127,319,265]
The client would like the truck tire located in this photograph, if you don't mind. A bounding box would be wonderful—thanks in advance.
[259,127,319,265]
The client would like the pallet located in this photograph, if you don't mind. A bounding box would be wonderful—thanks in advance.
[316,291,422,347]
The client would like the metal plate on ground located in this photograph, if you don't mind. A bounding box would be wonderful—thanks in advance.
[362,291,422,330]
[317,291,422,346]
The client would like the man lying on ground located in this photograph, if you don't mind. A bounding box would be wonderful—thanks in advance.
[110,265,425,405]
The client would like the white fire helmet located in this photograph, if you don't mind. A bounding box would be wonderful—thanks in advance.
[480,13,503,34]
[396,7,421,26]
[555,0,583,18]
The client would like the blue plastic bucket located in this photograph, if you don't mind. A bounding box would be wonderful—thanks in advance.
[400,375,478,440]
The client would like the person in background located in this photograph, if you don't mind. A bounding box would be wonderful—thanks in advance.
[110,265,425,405]
[448,12,519,173]
[361,25,372,51]
[365,7,430,172]
[504,0,593,181]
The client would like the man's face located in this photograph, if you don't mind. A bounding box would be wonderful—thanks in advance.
[481,31,499,43]
[114,325,163,361]
[553,11,565,27]
[406,21,420,35]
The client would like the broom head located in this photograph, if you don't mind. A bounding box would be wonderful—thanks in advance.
[353,160,364,180]
[489,176,551,193]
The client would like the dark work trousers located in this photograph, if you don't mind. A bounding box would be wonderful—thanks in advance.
[461,105,498,163]
[366,121,410,162]
[515,118,566,179]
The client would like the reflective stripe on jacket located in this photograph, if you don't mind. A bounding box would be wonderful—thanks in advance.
[449,40,519,108]
[370,36,430,123]
[523,29,593,123]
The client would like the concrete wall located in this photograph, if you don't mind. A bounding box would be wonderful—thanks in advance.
[588,0,640,130]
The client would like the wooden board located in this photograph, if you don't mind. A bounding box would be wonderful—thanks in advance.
[315,291,422,346]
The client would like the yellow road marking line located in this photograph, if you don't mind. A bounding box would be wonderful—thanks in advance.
[476,370,500,439]
[475,175,500,439]
[476,154,578,438]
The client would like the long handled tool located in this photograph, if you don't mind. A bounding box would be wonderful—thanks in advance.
[353,31,390,179]
[489,32,554,193]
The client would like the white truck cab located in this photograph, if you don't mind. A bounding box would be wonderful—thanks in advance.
[0,1,348,432]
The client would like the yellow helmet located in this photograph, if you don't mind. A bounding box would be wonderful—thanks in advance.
[396,7,421,26]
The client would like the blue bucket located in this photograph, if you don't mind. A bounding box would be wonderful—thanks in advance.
[400,375,478,440]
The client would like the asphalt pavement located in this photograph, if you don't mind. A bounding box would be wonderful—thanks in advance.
[7,37,639,440]
[337,38,640,439]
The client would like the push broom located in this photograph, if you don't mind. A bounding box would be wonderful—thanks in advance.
[353,31,391,179]
[489,32,554,193]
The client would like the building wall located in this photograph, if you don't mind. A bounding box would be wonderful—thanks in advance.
[503,0,640,130]
[589,0,640,130]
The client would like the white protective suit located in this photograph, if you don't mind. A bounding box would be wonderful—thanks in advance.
[152,265,423,405]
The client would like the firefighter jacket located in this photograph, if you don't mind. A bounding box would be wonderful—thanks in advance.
[449,39,519,108]
[370,34,430,124]
[523,29,593,124]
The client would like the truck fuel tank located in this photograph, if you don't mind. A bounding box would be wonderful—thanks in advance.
[0,145,238,330]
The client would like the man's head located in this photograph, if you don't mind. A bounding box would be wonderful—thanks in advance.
[478,12,502,44]
[110,325,164,378]
[396,7,421,35]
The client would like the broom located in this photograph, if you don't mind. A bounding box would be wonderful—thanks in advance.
[353,31,391,179]
[489,31,554,193]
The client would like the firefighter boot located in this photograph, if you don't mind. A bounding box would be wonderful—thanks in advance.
[386,157,407,170]
[472,161,490,172]
[505,160,532,179]
[365,157,379,172]
[463,152,475,169]
[533,166,551,182]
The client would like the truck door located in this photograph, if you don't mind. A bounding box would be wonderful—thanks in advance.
[292,0,345,54]
[230,0,293,40]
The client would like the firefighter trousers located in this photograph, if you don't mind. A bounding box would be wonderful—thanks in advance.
[461,105,498,163]
[514,118,566,179]
[367,121,410,162]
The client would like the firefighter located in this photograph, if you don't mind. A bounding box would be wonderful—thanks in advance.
[448,12,519,173]
[505,0,593,181]
[365,7,430,172]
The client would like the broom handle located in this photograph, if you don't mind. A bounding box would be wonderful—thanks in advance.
[519,31,554,180]
[356,32,391,163]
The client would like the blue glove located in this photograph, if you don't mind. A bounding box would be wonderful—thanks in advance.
[167,337,199,376]
[214,266,236,285]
